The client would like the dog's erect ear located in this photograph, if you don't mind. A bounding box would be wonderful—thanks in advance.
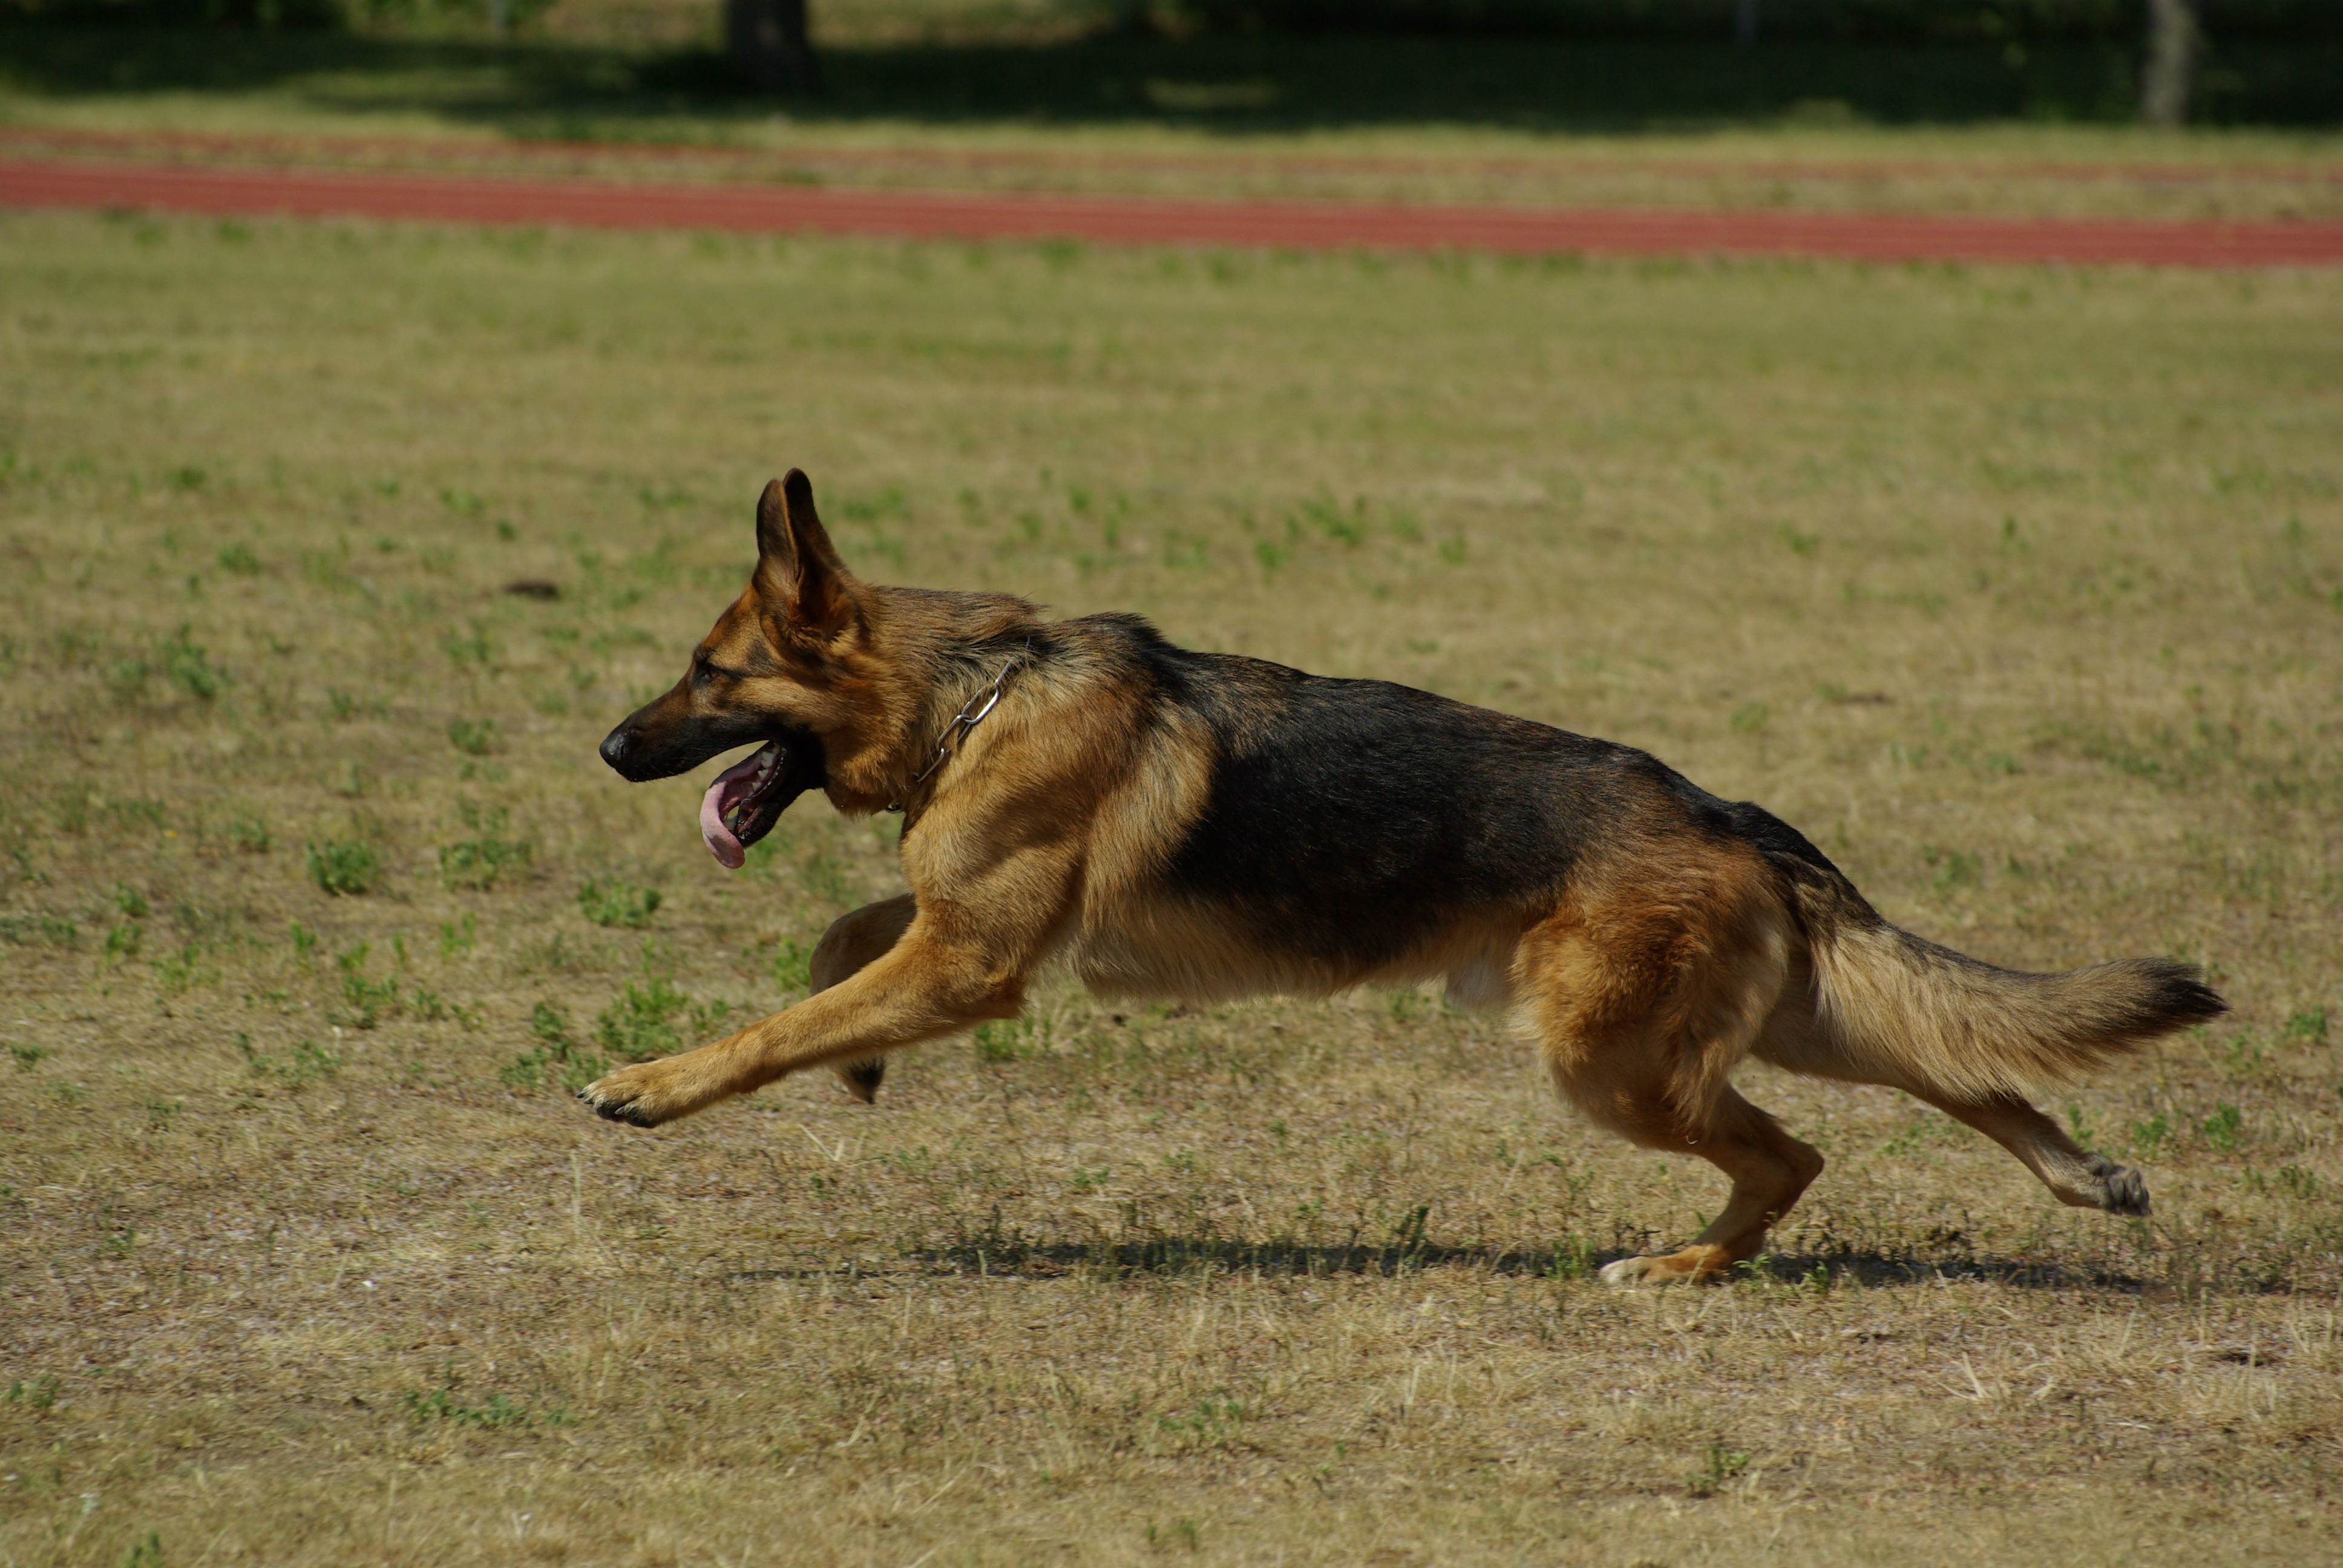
[753,470,856,632]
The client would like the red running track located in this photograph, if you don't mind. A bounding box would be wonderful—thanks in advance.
[6,156,2342,267]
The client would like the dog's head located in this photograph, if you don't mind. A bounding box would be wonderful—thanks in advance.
[597,470,861,866]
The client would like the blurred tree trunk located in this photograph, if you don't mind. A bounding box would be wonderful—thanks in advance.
[2141,0,2199,127]
[1734,0,1757,48]
[727,0,817,96]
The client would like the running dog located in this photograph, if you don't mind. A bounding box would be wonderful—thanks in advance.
[585,471,2222,1284]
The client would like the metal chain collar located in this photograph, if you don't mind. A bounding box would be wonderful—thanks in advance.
[888,645,1028,813]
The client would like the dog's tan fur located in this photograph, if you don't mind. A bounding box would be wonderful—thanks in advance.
[581,472,2222,1283]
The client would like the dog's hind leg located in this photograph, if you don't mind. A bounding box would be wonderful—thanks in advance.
[1757,975,2149,1215]
[810,894,918,1103]
[1590,1086,1825,1285]
[1525,865,1820,1285]
[1912,1091,2151,1217]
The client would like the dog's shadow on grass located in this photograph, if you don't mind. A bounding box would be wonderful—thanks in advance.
[723,1235,2156,1293]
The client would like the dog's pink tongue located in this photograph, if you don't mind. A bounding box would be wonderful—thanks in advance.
[699,776,745,869]
[699,753,765,870]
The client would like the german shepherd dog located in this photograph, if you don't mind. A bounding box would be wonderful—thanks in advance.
[586,472,2223,1284]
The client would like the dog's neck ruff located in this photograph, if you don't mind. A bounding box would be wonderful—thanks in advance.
[888,645,1029,814]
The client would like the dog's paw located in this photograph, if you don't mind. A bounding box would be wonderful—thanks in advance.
[575,1059,696,1128]
[836,1055,886,1105]
[2092,1159,2152,1218]
[1598,1248,1726,1287]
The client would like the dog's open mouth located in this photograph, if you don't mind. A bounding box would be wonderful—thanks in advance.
[698,736,822,869]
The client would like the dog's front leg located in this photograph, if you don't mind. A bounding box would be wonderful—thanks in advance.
[576,925,1025,1128]
[811,893,920,1103]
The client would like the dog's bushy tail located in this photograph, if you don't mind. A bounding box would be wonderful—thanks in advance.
[1791,879,2225,1099]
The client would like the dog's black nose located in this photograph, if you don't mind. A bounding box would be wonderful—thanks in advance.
[598,728,632,771]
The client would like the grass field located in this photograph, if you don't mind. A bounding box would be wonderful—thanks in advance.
[2,200,2341,1566]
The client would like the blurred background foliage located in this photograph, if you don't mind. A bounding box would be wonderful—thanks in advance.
[1160,1,2332,44]
[7,0,2338,40]
[0,0,2337,128]
[3,0,2339,127]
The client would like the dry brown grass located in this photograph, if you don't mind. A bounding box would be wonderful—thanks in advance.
[2,207,2340,1566]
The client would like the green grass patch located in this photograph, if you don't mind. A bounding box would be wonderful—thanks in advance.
[304,839,381,896]
[577,877,660,929]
